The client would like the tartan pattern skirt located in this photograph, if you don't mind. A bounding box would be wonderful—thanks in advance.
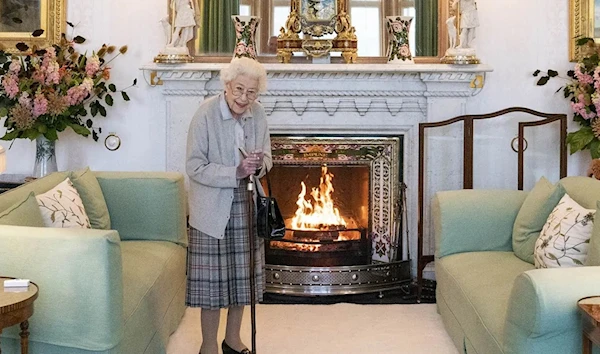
[186,186,265,310]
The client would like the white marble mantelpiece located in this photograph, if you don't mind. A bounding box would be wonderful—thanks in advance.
[140,62,493,276]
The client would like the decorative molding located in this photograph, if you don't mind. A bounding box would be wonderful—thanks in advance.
[152,70,213,81]
[162,89,209,96]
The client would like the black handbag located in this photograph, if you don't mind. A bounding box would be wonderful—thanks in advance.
[256,173,285,240]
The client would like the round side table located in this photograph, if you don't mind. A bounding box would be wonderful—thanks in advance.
[578,295,600,354]
[0,277,39,354]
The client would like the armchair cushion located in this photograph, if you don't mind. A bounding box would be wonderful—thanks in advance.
[70,167,111,230]
[95,172,187,245]
[512,177,565,264]
[0,192,45,227]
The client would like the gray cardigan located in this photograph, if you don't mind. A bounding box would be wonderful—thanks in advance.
[186,94,272,239]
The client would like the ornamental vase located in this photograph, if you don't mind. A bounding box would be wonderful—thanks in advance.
[33,135,57,178]
[231,15,260,60]
[385,16,414,64]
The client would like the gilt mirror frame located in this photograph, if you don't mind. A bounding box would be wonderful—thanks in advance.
[0,0,66,54]
[190,0,451,64]
[569,0,600,61]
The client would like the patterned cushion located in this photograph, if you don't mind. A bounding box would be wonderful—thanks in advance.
[36,177,91,228]
[534,193,595,268]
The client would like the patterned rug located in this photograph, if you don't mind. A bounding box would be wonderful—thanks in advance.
[261,279,436,305]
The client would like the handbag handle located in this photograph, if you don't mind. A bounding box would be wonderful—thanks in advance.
[264,170,273,197]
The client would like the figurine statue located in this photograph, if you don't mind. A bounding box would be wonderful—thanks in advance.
[455,0,479,49]
[168,0,198,48]
[446,16,457,49]
[154,0,199,63]
[441,0,480,64]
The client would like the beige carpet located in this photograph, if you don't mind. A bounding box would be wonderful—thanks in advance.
[167,303,459,354]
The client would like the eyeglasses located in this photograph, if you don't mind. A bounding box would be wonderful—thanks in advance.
[230,85,259,100]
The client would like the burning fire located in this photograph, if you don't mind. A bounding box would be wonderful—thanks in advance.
[291,165,347,230]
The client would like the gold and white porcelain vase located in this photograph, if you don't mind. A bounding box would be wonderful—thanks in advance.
[385,16,414,64]
[232,15,260,59]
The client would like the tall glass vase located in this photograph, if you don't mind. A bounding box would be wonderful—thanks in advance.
[231,15,260,60]
[33,135,57,178]
[385,16,414,64]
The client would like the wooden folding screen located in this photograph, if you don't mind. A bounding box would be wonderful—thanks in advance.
[417,107,567,299]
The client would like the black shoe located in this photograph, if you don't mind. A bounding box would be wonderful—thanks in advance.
[222,340,251,354]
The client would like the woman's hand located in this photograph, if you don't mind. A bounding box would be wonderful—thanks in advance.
[250,149,264,166]
[236,155,261,179]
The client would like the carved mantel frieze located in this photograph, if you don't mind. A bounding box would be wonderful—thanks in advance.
[141,63,492,117]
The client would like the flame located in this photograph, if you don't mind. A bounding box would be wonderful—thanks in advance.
[291,166,347,230]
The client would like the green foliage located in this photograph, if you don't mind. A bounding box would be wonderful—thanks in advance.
[535,37,600,157]
[0,26,137,142]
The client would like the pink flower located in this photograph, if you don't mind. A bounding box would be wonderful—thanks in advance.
[32,64,45,84]
[66,79,93,106]
[44,62,60,85]
[392,22,403,33]
[1,74,19,99]
[18,92,32,108]
[66,86,86,106]
[8,60,21,74]
[85,55,101,77]
[247,45,256,58]
[235,42,247,55]
[399,45,411,58]
[594,67,600,91]
[43,47,56,61]
[575,63,594,85]
[572,93,596,120]
[33,93,49,117]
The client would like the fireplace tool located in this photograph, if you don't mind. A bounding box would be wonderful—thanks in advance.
[245,175,258,354]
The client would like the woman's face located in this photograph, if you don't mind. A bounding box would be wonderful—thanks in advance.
[225,74,259,119]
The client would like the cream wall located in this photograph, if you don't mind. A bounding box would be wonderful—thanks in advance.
[1,0,586,178]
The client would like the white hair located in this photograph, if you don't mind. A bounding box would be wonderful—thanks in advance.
[220,57,268,93]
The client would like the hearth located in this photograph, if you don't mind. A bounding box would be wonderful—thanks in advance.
[262,136,410,296]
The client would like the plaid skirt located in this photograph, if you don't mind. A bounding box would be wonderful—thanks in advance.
[186,186,265,309]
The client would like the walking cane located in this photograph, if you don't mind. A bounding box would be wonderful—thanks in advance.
[245,176,257,354]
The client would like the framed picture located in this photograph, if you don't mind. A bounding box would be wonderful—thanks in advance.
[298,0,340,37]
[0,0,65,53]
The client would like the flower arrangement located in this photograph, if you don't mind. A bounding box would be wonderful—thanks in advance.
[0,23,136,143]
[534,37,600,158]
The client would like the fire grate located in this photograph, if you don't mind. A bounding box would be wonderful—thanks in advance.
[265,261,410,296]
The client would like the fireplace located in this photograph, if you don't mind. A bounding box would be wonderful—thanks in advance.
[261,136,410,295]
[143,62,492,289]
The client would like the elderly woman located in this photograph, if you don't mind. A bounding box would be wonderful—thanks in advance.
[186,57,272,354]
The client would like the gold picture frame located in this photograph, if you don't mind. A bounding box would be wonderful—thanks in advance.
[0,0,66,54]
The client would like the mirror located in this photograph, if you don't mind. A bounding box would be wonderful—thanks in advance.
[192,0,448,61]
